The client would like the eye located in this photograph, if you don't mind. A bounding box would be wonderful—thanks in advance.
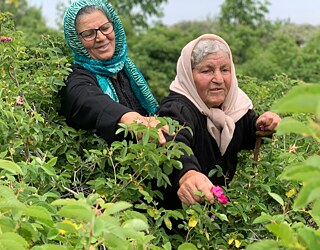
[100,23,113,33]
[81,30,95,39]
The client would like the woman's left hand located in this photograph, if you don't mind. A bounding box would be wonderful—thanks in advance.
[256,111,281,131]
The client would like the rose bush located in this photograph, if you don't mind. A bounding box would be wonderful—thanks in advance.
[1,11,319,250]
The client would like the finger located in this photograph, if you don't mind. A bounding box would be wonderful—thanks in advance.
[161,124,175,136]
[157,129,166,145]
[178,188,196,206]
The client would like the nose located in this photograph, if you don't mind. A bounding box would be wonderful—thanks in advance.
[95,30,106,41]
[212,70,224,84]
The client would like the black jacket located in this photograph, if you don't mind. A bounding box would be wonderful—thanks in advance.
[60,64,147,144]
[156,91,258,209]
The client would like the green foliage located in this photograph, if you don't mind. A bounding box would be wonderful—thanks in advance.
[219,0,270,29]
[129,24,197,101]
[1,3,320,249]
[246,83,320,249]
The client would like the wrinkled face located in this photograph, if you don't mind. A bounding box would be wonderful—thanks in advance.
[192,51,232,108]
[76,9,115,61]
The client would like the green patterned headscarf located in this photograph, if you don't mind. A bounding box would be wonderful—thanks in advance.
[63,0,158,115]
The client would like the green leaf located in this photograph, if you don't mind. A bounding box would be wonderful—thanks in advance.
[0,239,26,250]
[310,200,320,226]
[252,212,274,224]
[0,216,15,233]
[31,245,68,250]
[178,243,198,250]
[25,205,53,226]
[266,222,294,243]
[55,221,77,234]
[93,216,104,237]
[51,198,77,206]
[103,201,132,215]
[294,179,320,210]
[57,203,93,222]
[271,84,320,114]
[0,186,25,210]
[215,213,229,222]
[0,160,23,175]
[268,192,284,206]
[298,227,320,249]
[276,117,312,135]
[246,240,279,250]
[0,232,28,248]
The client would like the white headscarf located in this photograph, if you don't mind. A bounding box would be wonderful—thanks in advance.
[170,34,253,155]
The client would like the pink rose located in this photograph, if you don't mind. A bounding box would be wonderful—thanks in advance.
[210,185,228,205]
[16,96,24,105]
[0,36,13,42]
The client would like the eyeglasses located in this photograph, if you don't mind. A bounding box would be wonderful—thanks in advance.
[78,22,113,41]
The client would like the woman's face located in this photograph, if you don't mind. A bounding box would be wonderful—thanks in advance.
[76,9,115,61]
[192,51,232,108]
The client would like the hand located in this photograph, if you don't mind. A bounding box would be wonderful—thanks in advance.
[256,111,281,131]
[177,170,215,206]
[119,112,171,145]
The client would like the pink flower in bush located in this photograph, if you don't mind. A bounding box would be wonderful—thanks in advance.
[210,185,228,204]
[16,96,24,105]
[0,36,13,42]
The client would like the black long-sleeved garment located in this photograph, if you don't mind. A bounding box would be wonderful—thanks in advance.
[156,91,258,209]
[60,64,147,144]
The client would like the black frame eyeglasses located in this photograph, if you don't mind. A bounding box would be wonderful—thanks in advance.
[78,22,114,41]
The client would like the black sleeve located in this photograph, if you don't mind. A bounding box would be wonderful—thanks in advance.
[157,97,202,187]
[60,65,132,144]
[238,109,259,150]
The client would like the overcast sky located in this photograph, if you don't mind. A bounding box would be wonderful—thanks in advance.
[27,0,320,29]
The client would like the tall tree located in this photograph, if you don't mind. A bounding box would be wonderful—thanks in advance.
[1,0,62,45]
[218,0,270,29]
[55,0,168,30]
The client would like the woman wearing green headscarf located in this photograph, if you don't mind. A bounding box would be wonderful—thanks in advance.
[60,0,168,144]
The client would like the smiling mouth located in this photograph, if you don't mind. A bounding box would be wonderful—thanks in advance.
[96,43,109,50]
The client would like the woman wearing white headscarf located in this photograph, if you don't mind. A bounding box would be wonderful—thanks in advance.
[157,34,280,209]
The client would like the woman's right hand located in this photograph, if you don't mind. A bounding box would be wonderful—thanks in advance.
[177,170,215,206]
[119,112,170,144]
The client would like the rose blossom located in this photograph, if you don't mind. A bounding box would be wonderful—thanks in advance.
[0,36,13,42]
[210,185,228,204]
[16,96,24,105]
